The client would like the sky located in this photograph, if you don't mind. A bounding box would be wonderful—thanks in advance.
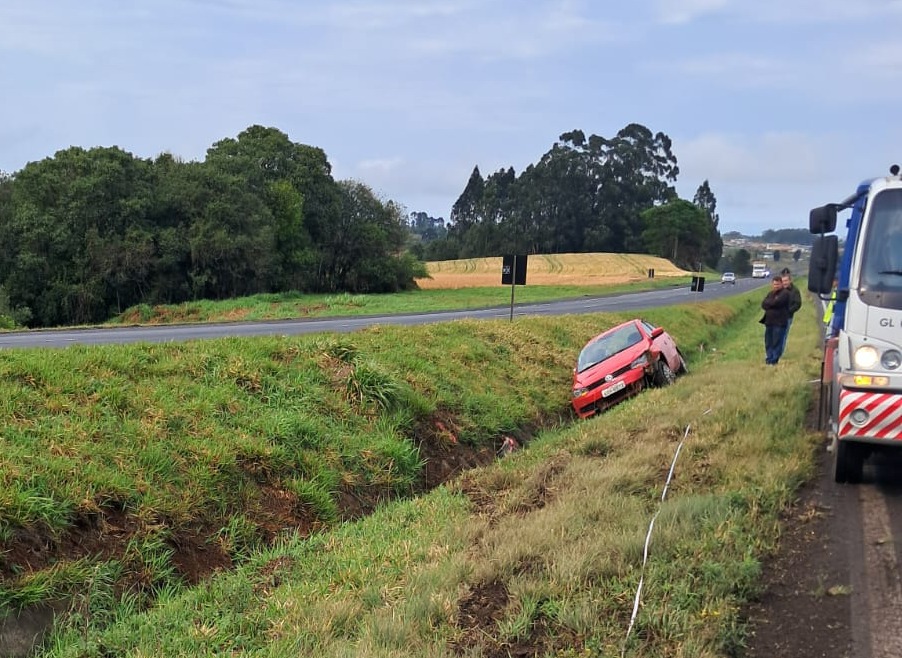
[2,1,902,237]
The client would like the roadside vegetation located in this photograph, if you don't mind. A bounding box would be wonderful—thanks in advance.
[0,284,823,657]
[107,251,692,325]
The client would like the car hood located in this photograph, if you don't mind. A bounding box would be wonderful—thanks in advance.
[573,342,648,387]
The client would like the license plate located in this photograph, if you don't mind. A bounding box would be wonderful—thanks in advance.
[601,380,626,398]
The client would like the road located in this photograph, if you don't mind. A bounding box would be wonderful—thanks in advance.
[745,443,902,658]
[0,277,763,349]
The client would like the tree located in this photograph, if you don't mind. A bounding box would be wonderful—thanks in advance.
[204,125,341,289]
[641,199,711,270]
[693,180,723,267]
[319,180,421,293]
[731,248,752,276]
[2,146,156,325]
[593,124,680,252]
[793,249,802,262]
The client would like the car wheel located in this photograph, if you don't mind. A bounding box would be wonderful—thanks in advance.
[652,358,676,387]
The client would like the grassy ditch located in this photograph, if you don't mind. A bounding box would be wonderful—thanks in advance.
[1,290,822,656]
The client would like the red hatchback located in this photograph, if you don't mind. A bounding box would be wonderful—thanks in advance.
[571,319,687,419]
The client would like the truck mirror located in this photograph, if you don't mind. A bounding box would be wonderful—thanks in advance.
[808,235,838,294]
[809,205,837,234]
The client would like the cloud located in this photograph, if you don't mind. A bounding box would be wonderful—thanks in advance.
[844,40,902,84]
[655,0,902,25]
[676,131,829,187]
[650,52,793,88]
[654,0,730,25]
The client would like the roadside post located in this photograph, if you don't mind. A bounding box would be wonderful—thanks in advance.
[501,254,528,321]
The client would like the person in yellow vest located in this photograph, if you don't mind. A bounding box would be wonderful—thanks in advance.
[823,278,838,336]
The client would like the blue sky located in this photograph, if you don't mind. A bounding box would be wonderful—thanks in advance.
[2,0,902,236]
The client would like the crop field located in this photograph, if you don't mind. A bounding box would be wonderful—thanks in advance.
[416,252,691,289]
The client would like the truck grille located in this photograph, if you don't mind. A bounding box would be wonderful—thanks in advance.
[838,391,902,440]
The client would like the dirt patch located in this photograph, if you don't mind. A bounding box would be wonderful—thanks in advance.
[169,525,233,586]
[452,579,583,657]
[0,508,139,581]
[452,579,510,655]
[415,413,498,491]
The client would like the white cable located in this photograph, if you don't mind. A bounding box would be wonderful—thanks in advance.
[622,424,691,656]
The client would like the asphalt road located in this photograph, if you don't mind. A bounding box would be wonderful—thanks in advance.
[0,277,765,350]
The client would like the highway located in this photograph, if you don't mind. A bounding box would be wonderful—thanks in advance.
[0,277,765,349]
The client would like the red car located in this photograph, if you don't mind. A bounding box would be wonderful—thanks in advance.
[571,319,688,419]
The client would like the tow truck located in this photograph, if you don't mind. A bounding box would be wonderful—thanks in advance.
[809,164,902,482]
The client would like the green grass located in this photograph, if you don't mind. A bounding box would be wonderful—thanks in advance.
[0,288,825,657]
[105,278,690,325]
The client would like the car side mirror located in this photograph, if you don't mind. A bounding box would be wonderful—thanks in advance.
[650,327,664,339]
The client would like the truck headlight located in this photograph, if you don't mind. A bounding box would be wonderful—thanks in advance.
[854,345,879,369]
[882,349,902,369]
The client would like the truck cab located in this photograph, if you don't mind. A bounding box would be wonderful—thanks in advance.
[809,165,902,482]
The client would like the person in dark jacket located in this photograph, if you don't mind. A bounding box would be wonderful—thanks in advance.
[776,268,802,358]
[761,275,791,365]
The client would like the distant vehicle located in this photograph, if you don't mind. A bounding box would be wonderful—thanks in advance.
[752,262,768,278]
[721,272,736,284]
[571,319,688,419]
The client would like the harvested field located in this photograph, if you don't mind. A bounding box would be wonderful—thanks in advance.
[415,252,690,289]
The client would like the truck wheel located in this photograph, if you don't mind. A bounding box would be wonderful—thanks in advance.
[652,359,676,387]
[834,440,864,484]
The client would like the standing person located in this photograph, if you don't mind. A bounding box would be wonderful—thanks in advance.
[777,268,802,358]
[823,277,838,338]
[761,275,790,365]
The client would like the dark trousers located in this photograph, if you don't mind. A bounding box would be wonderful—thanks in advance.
[764,325,786,364]
[777,316,794,358]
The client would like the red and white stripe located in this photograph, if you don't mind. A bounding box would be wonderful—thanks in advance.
[839,391,902,440]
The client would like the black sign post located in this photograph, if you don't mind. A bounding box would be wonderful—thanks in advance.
[501,254,528,321]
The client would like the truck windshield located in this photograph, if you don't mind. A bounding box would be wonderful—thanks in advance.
[860,188,902,290]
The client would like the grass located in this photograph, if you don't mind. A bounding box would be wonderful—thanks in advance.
[105,280,691,326]
[105,252,697,326]
[0,286,824,657]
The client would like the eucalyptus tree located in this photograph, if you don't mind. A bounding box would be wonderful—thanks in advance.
[447,166,486,257]
[515,133,597,254]
[590,123,680,252]
[693,179,723,266]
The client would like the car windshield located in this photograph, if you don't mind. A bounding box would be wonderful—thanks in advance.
[860,188,902,288]
[577,325,644,372]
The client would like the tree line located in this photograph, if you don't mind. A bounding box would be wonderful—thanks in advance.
[0,122,721,329]
[413,124,722,272]
[0,126,423,328]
